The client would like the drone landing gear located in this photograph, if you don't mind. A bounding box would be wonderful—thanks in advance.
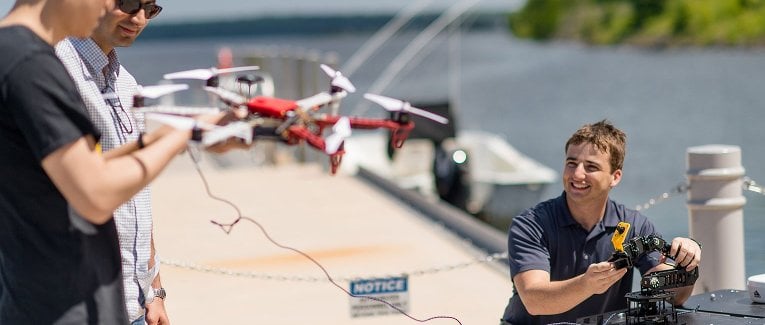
[390,129,412,149]
[329,152,343,175]
[625,291,680,325]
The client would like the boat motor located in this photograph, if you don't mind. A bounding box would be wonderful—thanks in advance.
[433,139,470,211]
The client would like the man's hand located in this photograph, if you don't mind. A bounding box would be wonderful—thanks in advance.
[582,261,628,295]
[145,297,169,325]
[661,237,702,271]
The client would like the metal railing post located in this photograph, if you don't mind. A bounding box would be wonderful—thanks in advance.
[686,145,747,292]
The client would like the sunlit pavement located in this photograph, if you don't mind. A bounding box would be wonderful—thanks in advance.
[151,152,512,324]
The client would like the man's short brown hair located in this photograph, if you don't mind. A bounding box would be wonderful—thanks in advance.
[565,119,626,173]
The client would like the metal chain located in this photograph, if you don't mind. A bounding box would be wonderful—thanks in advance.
[743,177,764,195]
[160,252,509,283]
[634,181,690,212]
[634,176,763,212]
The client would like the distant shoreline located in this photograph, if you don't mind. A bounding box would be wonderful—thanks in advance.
[141,12,510,40]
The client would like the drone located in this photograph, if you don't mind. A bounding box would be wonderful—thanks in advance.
[133,64,449,174]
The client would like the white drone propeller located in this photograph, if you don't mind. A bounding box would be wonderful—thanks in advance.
[320,64,356,93]
[324,117,352,154]
[136,84,189,99]
[295,92,333,110]
[201,121,253,146]
[134,105,220,116]
[363,93,449,125]
[203,86,248,106]
[144,113,252,146]
[163,66,260,81]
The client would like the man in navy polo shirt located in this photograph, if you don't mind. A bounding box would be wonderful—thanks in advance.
[500,120,701,324]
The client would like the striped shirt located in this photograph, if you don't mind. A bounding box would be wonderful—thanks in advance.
[56,38,157,322]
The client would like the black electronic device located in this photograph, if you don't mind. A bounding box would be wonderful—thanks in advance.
[608,234,671,270]
[584,223,701,324]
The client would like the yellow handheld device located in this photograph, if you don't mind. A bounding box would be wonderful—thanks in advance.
[611,222,631,252]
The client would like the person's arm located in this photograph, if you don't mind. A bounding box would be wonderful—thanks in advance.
[644,237,702,305]
[43,106,256,224]
[103,112,253,160]
[101,125,174,160]
[42,129,190,224]
[513,261,628,315]
[146,235,169,325]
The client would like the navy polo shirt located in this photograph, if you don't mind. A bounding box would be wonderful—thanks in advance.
[501,192,661,324]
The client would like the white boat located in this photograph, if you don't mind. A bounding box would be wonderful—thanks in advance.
[339,130,557,230]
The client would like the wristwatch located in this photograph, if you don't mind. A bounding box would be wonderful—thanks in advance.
[154,287,167,300]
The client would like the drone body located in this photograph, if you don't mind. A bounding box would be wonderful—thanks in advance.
[244,94,416,174]
[247,96,302,119]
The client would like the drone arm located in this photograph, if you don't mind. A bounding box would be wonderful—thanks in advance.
[287,126,326,152]
[315,116,414,131]
[348,117,399,130]
[316,116,415,149]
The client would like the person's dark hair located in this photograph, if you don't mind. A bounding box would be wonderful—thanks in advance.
[565,119,626,173]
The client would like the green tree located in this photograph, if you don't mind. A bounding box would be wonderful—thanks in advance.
[509,0,765,46]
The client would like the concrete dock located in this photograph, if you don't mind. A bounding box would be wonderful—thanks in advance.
[151,152,512,324]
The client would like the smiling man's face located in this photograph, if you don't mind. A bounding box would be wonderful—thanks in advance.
[562,142,621,206]
[91,0,156,53]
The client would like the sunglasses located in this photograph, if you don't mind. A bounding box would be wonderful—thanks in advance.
[118,0,163,19]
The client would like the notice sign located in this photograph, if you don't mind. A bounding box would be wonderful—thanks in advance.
[349,276,410,318]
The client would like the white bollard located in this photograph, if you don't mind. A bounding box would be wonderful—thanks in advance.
[686,145,747,293]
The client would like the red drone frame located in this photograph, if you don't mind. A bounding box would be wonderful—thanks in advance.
[135,65,447,174]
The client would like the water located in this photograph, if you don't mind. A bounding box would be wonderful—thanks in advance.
[119,28,765,278]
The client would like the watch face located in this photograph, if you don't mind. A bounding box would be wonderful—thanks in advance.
[154,287,166,299]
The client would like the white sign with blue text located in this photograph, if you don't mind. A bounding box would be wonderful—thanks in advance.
[349,276,410,318]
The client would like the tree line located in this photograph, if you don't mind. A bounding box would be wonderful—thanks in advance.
[509,0,765,46]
